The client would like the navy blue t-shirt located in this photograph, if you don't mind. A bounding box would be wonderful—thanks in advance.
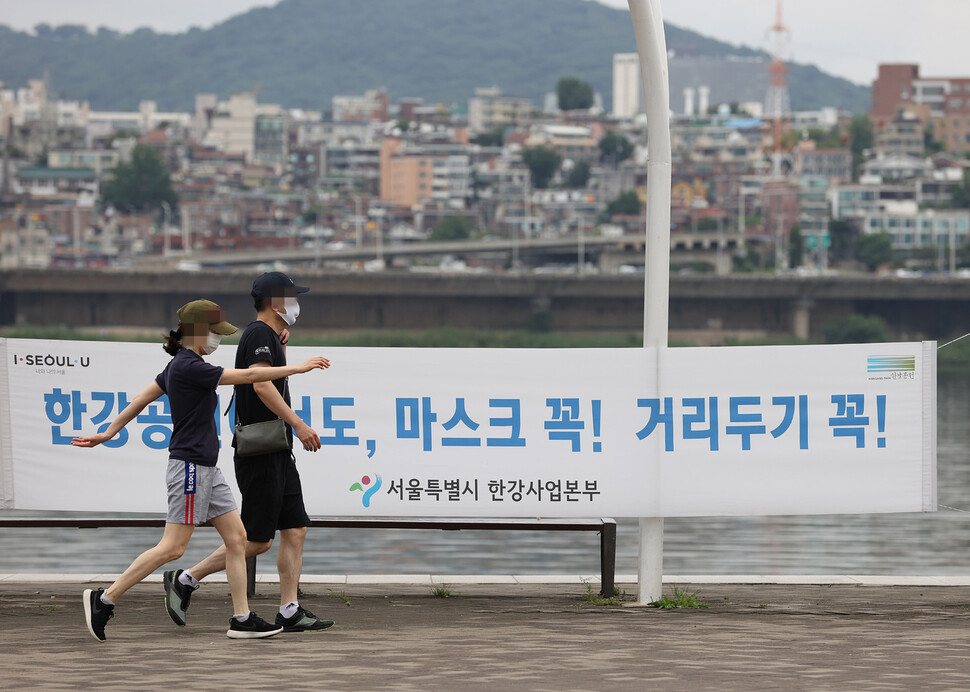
[155,348,225,466]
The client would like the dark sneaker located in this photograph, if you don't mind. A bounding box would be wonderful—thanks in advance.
[82,588,114,642]
[163,569,197,627]
[226,612,283,639]
[276,606,335,632]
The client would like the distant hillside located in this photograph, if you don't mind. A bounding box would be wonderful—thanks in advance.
[0,0,870,113]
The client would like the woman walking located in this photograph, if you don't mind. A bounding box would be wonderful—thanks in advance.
[72,299,329,642]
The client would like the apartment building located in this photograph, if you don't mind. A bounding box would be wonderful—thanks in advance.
[468,87,534,135]
[871,64,970,155]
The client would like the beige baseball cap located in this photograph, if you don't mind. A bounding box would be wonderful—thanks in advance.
[177,299,238,335]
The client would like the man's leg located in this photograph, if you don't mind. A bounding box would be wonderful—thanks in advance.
[184,538,274,582]
[277,526,306,606]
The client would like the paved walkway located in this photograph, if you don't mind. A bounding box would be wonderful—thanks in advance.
[3,577,970,691]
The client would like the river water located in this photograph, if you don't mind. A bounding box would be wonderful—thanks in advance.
[2,374,968,577]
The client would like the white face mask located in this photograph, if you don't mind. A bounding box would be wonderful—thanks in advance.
[203,332,223,355]
[279,297,300,326]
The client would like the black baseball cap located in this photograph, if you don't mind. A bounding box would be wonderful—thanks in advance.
[251,271,309,300]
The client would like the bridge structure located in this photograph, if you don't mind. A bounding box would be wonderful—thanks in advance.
[2,268,967,344]
[132,232,743,276]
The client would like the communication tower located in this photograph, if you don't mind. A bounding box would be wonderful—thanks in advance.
[764,0,791,175]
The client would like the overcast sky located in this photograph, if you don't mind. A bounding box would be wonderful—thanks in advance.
[0,0,966,86]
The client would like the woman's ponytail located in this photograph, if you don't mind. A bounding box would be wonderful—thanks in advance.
[163,325,183,356]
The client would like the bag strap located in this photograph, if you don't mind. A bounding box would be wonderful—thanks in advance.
[224,377,289,422]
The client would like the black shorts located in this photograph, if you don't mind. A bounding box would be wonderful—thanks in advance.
[234,450,310,543]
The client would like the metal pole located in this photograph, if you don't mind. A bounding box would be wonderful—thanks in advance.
[950,221,955,275]
[628,0,671,605]
[162,201,170,257]
[355,196,363,249]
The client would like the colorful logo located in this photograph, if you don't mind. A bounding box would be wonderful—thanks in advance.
[349,474,382,508]
[867,356,915,373]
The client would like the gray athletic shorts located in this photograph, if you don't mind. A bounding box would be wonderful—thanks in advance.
[166,459,237,525]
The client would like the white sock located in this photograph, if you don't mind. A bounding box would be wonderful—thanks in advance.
[179,571,199,589]
[280,601,299,619]
[100,593,114,606]
[232,612,251,622]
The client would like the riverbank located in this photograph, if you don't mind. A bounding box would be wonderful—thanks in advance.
[3,578,970,690]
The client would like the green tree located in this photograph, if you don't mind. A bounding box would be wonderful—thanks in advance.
[471,127,505,147]
[431,216,475,241]
[848,115,874,180]
[522,146,562,189]
[823,314,890,344]
[604,190,642,217]
[924,127,945,155]
[854,232,893,271]
[802,125,845,149]
[598,131,633,166]
[788,224,804,268]
[101,144,178,213]
[828,218,859,263]
[556,77,594,112]
[564,160,591,189]
[950,169,970,209]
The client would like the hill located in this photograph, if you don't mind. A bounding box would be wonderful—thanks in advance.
[0,0,870,113]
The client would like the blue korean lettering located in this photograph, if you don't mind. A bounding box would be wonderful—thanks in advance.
[770,395,809,450]
[321,397,360,446]
[90,390,130,448]
[44,388,86,445]
[137,395,172,450]
[486,398,526,447]
[636,397,674,452]
[545,397,584,452]
[725,396,766,451]
[441,398,481,447]
[829,393,868,448]
[396,397,437,451]
[683,396,719,451]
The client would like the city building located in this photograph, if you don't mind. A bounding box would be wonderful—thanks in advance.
[612,53,641,119]
[468,87,534,135]
[871,63,970,155]
[792,140,852,182]
[332,89,389,123]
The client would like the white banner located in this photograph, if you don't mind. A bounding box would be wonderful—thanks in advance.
[0,338,936,517]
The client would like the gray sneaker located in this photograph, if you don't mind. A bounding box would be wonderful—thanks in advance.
[275,606,335,632]
[163,569,197,627]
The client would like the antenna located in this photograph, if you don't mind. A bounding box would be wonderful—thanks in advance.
[764,0,791,176]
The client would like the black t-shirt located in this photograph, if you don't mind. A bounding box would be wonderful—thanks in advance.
[155,347,225,466]
[233,320,292,448]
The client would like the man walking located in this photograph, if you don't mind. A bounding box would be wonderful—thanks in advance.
[164,272,334,633]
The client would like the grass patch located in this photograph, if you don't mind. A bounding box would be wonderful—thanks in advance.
[580,580,630,606]
[326,588,351,607]
[649,587,709,609]
[431,585,452,598]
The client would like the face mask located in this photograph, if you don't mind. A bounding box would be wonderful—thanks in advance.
[279,297,300,326]
[203,332,222,355]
